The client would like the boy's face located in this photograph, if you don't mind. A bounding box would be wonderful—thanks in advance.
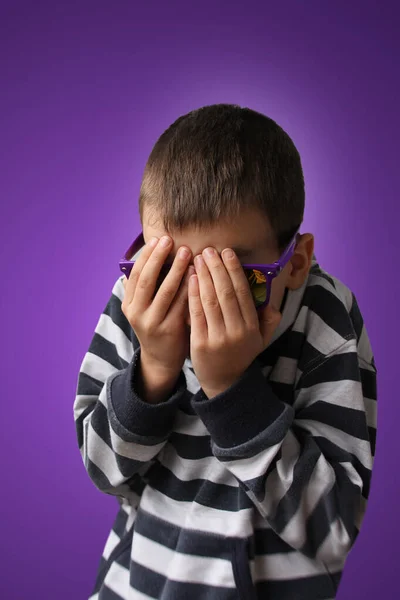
[142,206,313,327]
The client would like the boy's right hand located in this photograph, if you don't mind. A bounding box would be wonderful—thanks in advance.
[121,235,194,386]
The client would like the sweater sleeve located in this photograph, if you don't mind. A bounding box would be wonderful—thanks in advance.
[74,277,187,498]
[191,337,376,566]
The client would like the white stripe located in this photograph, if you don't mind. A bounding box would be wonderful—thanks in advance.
[96,313,134,364]
[81,352,119,384]
[125,506,137,532]
[173,410,209,436]
[97,384,108,407]
[182,363,201,393]
[307,273,336,294]
[82,419,89,457]
[104,561,154,599]
[332,340,357,357]
[219,441,282,482]
[252,550,343,581]
[108,420,166,462]
[297,418,373,470]
[121,500,131,515]
[269,356,301,386]
[87,425,125,486]
[280,453,334,549]
[293,308,348,355]
[159,444,239,487]
[329,277,353,312]
[140,487,253,538]
[257,429,301,515]
[73,394,97,420]
[290,304,308,336]
[103,529,120,560]
[316,516,351,564]
[112,277,126,303]
[294,379,364,412]
[132,532,235,587]
[88,418,164,475]
[358,327,374,364]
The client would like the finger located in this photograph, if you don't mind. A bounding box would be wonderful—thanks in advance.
[168,265,195,319]
[149,244,192,322]
[124,236,159,304]
[221,249,259,329]
[188,273,208,342]
[258,304,282,347]
[133,235,176,313]
[202,248,243,331]
[194,254,225,334]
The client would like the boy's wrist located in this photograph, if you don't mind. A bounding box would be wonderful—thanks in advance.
[136,351,182,404]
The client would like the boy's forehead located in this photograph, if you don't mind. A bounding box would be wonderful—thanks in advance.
[142,208,275,257]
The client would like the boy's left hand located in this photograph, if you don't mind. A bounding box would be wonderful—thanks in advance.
[188,247,282,399]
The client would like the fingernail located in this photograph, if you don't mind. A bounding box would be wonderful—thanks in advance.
[160,236,171,247]
[204,247,215,257]
[179,247,190,259]
[222,248,234,260]
[194,254,204,267]
[149,237,158,247]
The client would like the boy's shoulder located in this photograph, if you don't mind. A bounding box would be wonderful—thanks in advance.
[294,260,373,366]
[305,260,355,317]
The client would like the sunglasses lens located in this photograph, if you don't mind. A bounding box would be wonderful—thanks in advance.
[244,268,268,307]
[152,265,268,307]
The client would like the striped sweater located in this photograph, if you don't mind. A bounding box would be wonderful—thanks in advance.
[74,260,377,600]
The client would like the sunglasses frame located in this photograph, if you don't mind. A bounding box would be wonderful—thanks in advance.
[119,231,299,311]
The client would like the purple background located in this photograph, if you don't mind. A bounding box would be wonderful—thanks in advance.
[1,1,398,598]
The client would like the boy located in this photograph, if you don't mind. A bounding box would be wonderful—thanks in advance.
[74,104,377,600]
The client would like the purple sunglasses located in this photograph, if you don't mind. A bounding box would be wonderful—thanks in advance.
[119,231,299,311]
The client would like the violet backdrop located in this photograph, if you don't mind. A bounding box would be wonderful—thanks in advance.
[1,1,398,598]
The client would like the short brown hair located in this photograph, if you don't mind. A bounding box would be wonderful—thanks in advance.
[139,104,305,251]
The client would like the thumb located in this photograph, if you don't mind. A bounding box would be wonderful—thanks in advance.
[258,304,282,346]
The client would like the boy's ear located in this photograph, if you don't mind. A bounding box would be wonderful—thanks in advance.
[286,233,314,290]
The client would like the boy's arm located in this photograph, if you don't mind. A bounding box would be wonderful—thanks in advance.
[74,277,187,498]
[191,337,376,566]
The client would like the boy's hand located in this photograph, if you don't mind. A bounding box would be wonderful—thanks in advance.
[122,235,194,383]
[188,247,281,399]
